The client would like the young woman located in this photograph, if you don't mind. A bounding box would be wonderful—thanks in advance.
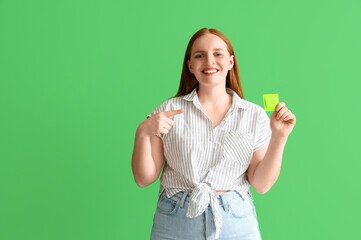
[132,28,296,240]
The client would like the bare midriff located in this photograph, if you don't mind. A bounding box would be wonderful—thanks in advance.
[215,190,230,196]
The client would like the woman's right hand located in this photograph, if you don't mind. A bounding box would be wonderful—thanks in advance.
[138,109,184,137]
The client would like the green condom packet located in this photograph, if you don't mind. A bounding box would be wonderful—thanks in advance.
[263,94,279,111]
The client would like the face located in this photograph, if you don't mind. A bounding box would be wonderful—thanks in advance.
[187,33,234,86]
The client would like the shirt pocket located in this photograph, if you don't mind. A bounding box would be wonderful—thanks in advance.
[222,131,254,166]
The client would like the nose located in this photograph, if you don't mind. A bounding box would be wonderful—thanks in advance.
[204,53,216,65]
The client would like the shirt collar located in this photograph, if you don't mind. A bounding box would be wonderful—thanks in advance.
[182,87,248,110]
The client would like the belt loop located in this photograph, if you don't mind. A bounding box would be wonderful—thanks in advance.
[247,191,253,201]
[158,188,165,201]
[220,194,229,211]
[179,192,187,208]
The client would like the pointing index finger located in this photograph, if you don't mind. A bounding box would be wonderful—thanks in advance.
[164,109,184,117]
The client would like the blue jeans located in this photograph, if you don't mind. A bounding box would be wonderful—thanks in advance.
[150,190,262,240]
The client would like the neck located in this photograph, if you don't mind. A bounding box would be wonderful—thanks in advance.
[197,84,231,107]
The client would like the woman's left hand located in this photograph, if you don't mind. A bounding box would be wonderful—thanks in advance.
[270,102,296,139]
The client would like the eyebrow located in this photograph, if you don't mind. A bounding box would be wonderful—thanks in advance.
[192,48,225,55]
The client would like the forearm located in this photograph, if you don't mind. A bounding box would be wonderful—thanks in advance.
[131,126,157,188]
[252,134,288,194]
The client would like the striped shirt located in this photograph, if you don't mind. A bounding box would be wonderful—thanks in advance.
[147,87,272,239]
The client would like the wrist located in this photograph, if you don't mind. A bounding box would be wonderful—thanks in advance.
[136,124,150,138]
[271,133,288,144]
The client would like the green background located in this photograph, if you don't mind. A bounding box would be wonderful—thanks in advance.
[1,0,360,239]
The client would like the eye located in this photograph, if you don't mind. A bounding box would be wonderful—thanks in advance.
[194,53,222,59]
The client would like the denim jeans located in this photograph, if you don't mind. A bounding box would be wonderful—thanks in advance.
[150,190,262,240]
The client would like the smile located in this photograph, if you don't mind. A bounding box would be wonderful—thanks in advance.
[202,69,219,75]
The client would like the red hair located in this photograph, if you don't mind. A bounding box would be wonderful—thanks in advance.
[171,28,245,100]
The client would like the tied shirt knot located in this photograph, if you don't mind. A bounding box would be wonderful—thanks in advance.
[186,182,223,239]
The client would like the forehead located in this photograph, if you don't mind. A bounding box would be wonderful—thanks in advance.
[191,33,228,53]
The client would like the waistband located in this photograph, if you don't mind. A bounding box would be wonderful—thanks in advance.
[159,187,251,239]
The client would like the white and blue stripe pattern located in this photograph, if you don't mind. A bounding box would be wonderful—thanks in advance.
[147,87,272,239]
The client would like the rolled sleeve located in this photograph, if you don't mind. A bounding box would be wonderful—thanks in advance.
[253,107,272,152]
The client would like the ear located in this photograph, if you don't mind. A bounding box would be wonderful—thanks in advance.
[187,60,193,74]
[229,55,234,69]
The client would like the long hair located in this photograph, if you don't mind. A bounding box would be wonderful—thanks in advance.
[170,28,245,100]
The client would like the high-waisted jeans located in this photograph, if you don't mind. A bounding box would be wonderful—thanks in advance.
[150,190,262,240]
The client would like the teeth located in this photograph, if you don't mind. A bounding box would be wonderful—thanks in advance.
[204,70,217,73]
